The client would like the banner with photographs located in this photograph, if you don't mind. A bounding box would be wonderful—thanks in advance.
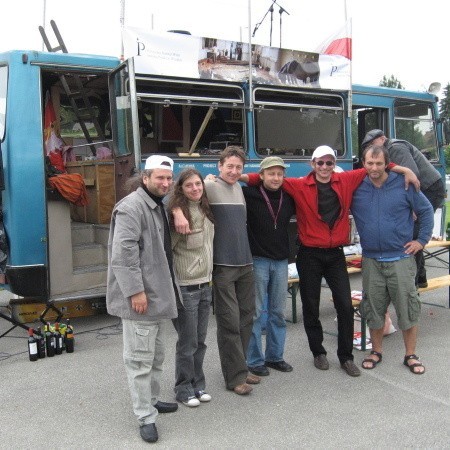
[123,27,350,90]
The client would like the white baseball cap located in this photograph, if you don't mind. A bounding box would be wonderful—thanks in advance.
[311,145,336,161]
[144,155,174,171]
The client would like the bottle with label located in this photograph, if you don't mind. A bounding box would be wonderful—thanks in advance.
[54,323,63,355]
[27,328,38,362]
[58,323,67,350]
[45,323,55,357]
[36,326,46,358]
[65,319,74,353]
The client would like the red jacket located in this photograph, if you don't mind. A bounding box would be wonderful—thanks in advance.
[247,169,367,248]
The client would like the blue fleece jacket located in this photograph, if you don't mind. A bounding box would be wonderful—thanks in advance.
[351,172,434,259]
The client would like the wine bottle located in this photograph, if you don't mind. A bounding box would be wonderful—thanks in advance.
[45,323,55,357]
[54,322,63,355]
[36,326,46,358]
[58,323,67,350]
[65,319,74,353]
[27,328,38,362]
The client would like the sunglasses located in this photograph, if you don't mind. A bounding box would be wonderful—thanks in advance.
[315,160,334,166]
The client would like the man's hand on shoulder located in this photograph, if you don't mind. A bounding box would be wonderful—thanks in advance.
[392,166,420,191]
[172,207,191,234]
[403,168,420,191]
[239,174,249,183]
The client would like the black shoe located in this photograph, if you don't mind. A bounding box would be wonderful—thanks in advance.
[140,423,158,443]
[341,360,361,377]
[314,354,329,370]
[265,360,293,372]
[248,365,270,376]
[154,401,178,413]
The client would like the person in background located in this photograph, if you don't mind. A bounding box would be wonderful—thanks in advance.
[168,168,215,408]
[242,156,295,377]
[106,155,180,444]
[173,146,259,395]
[361,129,446,288]
[244,146,419,377]
[352,145,433,374]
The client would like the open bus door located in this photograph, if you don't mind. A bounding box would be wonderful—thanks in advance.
[108,59,140,201]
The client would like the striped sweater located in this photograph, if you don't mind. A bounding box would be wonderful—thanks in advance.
[171,201,214,286]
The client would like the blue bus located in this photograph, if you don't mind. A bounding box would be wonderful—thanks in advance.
[0,38,446,319]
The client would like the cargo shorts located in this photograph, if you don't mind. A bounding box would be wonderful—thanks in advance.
[360,256,420,330]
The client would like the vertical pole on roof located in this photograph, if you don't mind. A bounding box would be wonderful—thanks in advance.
[345,0,352,118]
[120,0,126,61]
[42,0,46,52]
[248,0,253,113]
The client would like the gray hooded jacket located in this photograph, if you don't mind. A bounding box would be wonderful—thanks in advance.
[106,187,180,321]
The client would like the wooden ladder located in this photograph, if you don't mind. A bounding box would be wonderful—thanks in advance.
[38,20,107,155]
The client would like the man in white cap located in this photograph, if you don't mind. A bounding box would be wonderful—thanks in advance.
[107,155,181,443]
[243,146,418,377]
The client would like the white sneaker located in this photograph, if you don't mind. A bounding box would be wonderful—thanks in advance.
[195,390,212,402]
[182,396,200,407]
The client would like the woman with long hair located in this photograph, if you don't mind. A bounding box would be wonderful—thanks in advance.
[168,168,215,407]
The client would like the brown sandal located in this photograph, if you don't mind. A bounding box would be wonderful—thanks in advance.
[361,350,382,369]
[403,354,425,375]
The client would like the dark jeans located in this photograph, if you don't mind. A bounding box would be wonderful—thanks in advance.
[213,265,255,389]
[296,246,354,363]
[414,178,446,282]
[173,285,212,402]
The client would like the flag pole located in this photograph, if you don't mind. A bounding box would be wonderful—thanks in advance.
[248,0,253,113]
[42,0,46,52]
[120,0,126,61]
[345,0,352,118]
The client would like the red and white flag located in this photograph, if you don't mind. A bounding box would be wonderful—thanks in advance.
[316,20,352,60]
[314,20,352,90]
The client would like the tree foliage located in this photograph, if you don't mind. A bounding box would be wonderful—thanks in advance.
[440,82,450,119]
[379,75,404,89]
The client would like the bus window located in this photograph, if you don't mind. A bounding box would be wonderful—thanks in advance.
[253,88,345,158]
[110,63,135,158]
[352,106,389,156]
[394,100,438,161]
[0,65,7,142]
[134,77,245,157]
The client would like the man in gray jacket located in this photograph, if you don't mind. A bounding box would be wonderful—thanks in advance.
[361,129,446,288]
[107,155,181,443]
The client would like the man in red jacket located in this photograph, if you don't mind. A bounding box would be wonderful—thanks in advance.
[244,145,417,377]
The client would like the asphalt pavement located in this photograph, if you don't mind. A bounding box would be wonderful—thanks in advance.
[0,262,449,449]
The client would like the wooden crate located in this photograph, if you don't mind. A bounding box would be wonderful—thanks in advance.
[66,160,115,224]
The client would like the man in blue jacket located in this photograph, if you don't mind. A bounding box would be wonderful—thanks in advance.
[361,129,445,288]
[351,145,433,375]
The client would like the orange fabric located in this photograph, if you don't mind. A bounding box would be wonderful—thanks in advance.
[48,173,89,206]
[48,150,66,172]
